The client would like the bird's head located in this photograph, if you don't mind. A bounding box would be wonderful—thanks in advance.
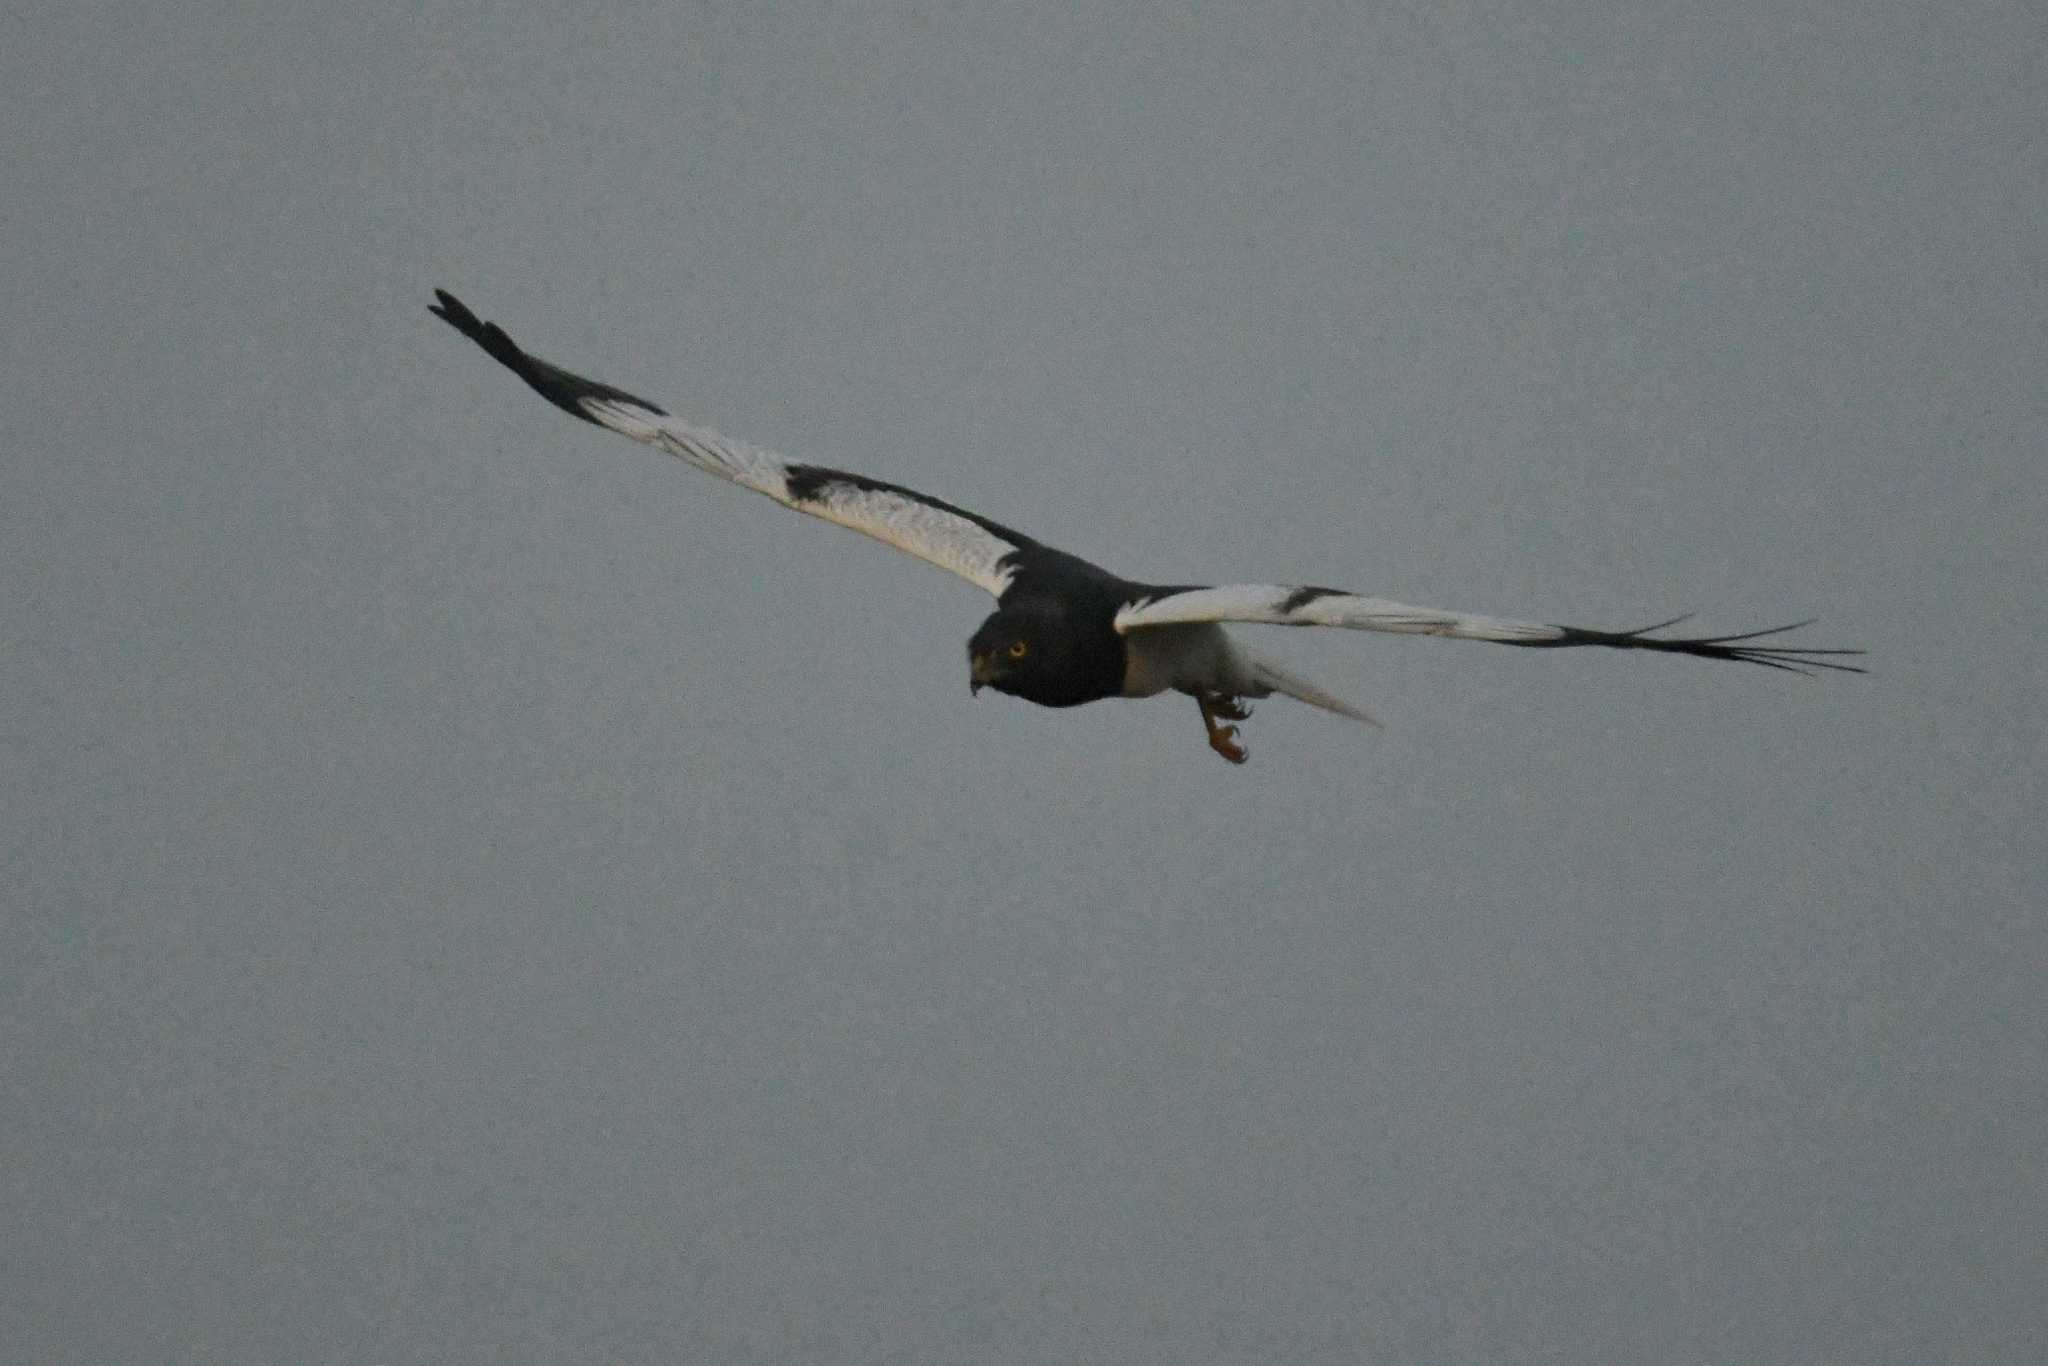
[967,604,1100,708]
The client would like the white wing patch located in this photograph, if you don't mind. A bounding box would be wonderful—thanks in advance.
[1115,585,1561,643]
[577,397,783,494]
[776,473,1023,598]
[575,399,1023,599]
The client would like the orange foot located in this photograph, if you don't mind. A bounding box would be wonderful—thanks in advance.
[1207,725,1249,764]
[1198,696,1251,764]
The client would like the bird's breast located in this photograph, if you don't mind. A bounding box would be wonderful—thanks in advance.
[1120,622,1250,699]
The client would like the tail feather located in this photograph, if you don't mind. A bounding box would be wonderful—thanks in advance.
[1250,655,1382,728]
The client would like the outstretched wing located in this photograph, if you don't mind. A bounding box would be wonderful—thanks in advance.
[1114,585,1864,676]
[430,290,1033,598]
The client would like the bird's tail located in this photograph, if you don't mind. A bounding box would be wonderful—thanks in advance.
[1249,654,1382,728]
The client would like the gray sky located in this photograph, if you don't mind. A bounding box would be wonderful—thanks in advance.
[6,3,2043,1362]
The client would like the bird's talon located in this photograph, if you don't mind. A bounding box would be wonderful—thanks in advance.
[1207,726,1249,764]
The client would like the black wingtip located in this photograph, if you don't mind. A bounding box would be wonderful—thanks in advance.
[1542,616,1867,677]
[428,287,530,373]
[428,287,465,320]
[429,288,484,337]
[427,288,668,423]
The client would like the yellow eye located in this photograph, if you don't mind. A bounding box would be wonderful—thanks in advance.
[1008,639,1029,659]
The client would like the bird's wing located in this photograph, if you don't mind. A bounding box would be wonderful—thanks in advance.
[430,290,1032,599]
[1114,585,1864,676]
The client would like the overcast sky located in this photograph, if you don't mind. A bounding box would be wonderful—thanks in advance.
[6,3,2043,1362]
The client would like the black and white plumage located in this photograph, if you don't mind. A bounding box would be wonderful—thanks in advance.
[429,290,1863,764]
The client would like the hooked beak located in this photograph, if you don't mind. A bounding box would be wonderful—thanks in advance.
[969,650,1002,696]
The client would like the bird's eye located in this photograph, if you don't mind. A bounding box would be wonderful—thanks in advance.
[1008,640,1029,659]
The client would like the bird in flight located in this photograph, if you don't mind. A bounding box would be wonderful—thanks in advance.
[430,290,1862,764]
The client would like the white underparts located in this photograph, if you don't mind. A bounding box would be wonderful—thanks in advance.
[1120,624,1376,725]
[1121,623,1259,699]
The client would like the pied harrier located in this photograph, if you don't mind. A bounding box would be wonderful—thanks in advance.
[430,290,1861,764]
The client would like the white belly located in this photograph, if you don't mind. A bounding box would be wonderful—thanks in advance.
[1120,622,1263,698]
